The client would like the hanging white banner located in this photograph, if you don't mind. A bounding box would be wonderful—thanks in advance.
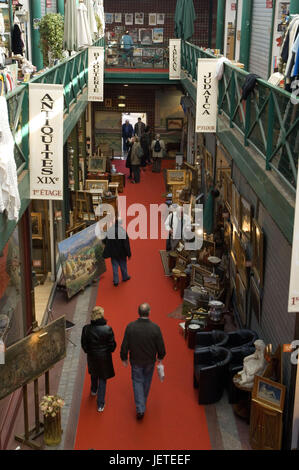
[88,46,104,101]
[29,83,64,200]
[195,59,218,133]
[288,163,299,312]
[169,39,181,80]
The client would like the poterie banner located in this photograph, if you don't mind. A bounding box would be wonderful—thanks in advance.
[29,83,64,200]
[288,164,299,312]
[88,46,104,102]
[169,39,181,80]
[195,59,218,133]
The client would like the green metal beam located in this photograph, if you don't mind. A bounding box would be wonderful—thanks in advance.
[57,0,64,15]
[29,0,43,71]
[290,0,299,13]
[104,72,177,85]
[216,0,226,52]
[239,0,253,70]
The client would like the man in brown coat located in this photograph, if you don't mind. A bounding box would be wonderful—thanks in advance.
[130,136,143,183]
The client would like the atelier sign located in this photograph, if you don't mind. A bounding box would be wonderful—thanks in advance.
[169,39,181,80]
[195,59,219,133]
[88,46,104,102]
[29,83,64,200]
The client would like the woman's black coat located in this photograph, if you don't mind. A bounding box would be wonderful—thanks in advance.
[81,318,116,379]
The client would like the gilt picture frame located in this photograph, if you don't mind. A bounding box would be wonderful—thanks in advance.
[252,218,264,287]
[241,196,252,242]
[31,212,43,239]
[252,375,286,412]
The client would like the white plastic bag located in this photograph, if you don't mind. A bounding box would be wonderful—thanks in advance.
[157,363,165,382]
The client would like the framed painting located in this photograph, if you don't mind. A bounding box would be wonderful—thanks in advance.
[167,169,187,185]
[88,156,107,172]
[152,28,164,43]
[229,252,237,290]
[252,218,264,287]
[191,265,205,287]
[139,28,152,45]
[241,196,252,242]
[223,172,233,213]
[252,376,286,412]
[232,229,248,288]
[197,240,216,267]
[231,184,241,232]
[114,13,122,23]
[157,13,165,25]
[135,12,144,25]
[250,276,261,324]
[236,273,247,326]
[148,13,157,25]
[31,212,43,239]
[85,180,109,192]
[224,221,232,252]
[216,166,231,189]
[125,13,133,25]
[105,13,114,24]
[166,118,184,131]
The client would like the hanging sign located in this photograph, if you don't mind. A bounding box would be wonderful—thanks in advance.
[29,83,64,200]
[169,39,181,80]
[88,46,104,102]
[195,59,219,133]
[288,164,299,312]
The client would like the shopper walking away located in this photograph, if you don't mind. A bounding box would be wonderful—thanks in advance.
[134,117,146,138]
[81,306,116,412]
[122,119,134,155]
[102,218,131,286]
[130,136,143,183]
[164,204,192,251]
[121,31,134,67]
[140,125,151,169]
[151,134,165,173]
[120,303,166,420]
[126,137,133,179]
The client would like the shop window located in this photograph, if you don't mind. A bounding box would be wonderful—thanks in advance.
[0,226,25,348]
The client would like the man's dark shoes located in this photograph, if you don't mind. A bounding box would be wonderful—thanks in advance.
[114,283,118,287]
[123,276,131,282]
[136,412,144,420]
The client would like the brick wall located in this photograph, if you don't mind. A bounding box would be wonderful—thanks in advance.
[103,0,217,47]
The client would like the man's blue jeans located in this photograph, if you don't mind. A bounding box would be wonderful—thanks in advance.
[111,257,129,284]
[131,364,155,414]
[91,375,106,408]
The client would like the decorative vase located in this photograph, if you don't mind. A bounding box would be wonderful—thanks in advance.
[43,410,62,446]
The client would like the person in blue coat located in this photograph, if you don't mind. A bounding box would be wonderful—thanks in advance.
[122,119,134,154]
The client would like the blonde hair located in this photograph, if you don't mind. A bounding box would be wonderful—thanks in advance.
[91,306,104,321]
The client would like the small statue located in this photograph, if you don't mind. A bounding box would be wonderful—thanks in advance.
[236,339,267,388]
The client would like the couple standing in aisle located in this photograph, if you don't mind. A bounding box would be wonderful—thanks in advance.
[81,303,166,420]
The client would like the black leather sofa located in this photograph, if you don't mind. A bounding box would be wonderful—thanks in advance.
[194,330,229,349]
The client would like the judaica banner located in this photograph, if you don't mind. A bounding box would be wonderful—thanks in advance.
[288,165,299,312]
[169,39,181,80]
[88,46,104,101]
[195,59,218,133]
[29,83,64,200]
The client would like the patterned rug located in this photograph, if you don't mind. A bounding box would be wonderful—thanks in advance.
[160,250,171,276]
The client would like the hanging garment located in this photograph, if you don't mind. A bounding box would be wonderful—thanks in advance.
[291,34,299,77]
[241,74,259,101]
[215,57,232,80]
[84,0,98,39]
[94,0,105,37]
[11,24,24,55]
[77,2,93,49]
[0,96,21,221]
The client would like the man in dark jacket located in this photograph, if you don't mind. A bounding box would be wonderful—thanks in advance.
[102,219,131,286]
[134,117,146,138]
[120,303,166,420]
[122,119,134,154]
[81,306,116,412]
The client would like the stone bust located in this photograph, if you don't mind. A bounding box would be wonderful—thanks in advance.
[236,339,267,388]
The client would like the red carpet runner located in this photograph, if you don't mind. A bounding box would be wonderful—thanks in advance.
[74,160,211,450]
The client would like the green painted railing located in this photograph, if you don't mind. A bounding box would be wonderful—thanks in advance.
[182,41,299,192]
[5,37,104,175]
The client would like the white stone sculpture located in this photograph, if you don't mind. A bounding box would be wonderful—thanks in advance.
[236,339,267,388]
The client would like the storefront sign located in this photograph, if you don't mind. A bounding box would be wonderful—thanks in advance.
[169,39,181,80]
[288,164,299,312]
[29,83,64,200]
[88,46,104,102]
[195,59,218,133]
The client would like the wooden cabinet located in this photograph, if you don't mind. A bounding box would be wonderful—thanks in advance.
[250,399,283,450]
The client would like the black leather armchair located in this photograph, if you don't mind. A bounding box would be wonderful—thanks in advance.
[194,330,229,349]
[226,329,258,350]
[193,346,232,404]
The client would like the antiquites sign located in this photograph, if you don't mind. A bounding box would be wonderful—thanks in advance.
[29,83,64,200]
[88,46,104,101]
[169,39,181,80]
[195,59,218,133]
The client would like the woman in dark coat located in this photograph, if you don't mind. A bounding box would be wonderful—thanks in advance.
[81,306,116,412]
[125,137,133,179]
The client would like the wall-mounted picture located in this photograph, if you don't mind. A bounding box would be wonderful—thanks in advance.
[157,13,165,25]
[105,13,114,24]
[198,240,216,267]
[232,228,248,288]
[167,169,187,185]
[224,220,232,252]
[152,28,164,43]
[166,118,184,130]
[148,13,157,26]
[252,218,264,287]
[229,252,237,290]
[88,156,107,172]
[253,376,286,412]
[250,276,261,324]
[31,212,43,238]
[114,13,122,23]
[104,98,112,108]
[223,172,233,213]
[236,273,247,327]
[216,166,231,188]
[139,28,152,45]
[231,184,241,232]
[85,180,109,192]
[125,13,133,25]
[135,12,144,25]
[130,28,138,43]
[241,196,252,242]
[133,47,143,57]
[58,223,106,299]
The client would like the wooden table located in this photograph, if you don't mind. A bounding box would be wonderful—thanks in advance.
[232,374,253,424]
